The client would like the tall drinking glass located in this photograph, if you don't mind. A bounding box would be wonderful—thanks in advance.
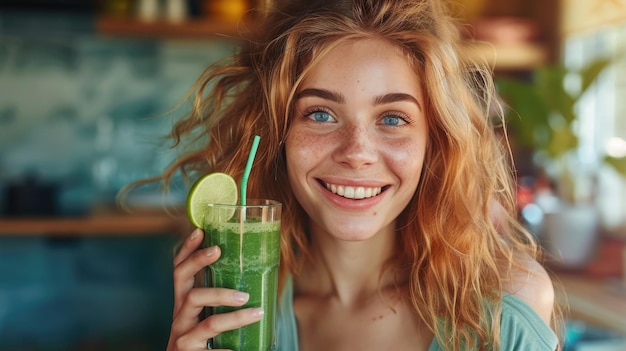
[202,199,281,351]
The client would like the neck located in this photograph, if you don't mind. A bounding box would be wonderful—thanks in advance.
[298,221,406,306]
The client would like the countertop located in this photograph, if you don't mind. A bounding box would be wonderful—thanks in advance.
[554,236,626,334]
[556,272,626,334]
[0,208,189,236]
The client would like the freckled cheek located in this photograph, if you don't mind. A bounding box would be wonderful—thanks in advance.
[382,139,427,178]
[285,131,329,169]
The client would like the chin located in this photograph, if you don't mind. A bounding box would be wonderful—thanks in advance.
[334,232,376,242]
[321,219,391,242]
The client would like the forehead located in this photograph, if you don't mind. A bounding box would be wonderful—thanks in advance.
[298,37,422,92]
[305,36,414,71]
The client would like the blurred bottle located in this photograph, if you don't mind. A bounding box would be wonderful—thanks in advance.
[256,0,274,16]
[206,0,249,23]
[166,0,189,22]
[138,0,161,22]
[100,0,134,19]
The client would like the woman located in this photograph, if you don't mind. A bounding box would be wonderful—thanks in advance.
[158,0,560,349]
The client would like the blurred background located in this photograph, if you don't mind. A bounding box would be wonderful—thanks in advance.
[0,0,625,350]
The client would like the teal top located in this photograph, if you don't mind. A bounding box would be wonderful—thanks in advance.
[276,276,558,350]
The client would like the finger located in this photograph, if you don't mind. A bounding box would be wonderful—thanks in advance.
[174,228,204,267]
[203,307,265,337]
[174,245,220,291]
[178,307,264,349]
[172,246,221,314]
[175,288,250,327]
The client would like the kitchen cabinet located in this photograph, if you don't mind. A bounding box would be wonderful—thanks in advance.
[0,233,178,350]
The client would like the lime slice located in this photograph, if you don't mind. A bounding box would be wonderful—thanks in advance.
[186,172,238,227]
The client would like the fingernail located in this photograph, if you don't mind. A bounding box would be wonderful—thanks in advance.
[250,308,264,319]
[190,228,201,240]
[205,246,218,256]
[233,291,249,303]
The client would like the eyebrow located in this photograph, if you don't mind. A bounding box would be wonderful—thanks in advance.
[374,93,421,110]
[297,88,345,103]
[297,88,421,110]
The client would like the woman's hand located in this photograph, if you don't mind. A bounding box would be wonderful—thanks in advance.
[166,228,265,351]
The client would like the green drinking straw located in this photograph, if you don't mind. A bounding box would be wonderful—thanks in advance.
[241,135,261,206]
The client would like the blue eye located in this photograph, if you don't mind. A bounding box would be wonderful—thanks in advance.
[382,115,402,126]
[310,111,333,122]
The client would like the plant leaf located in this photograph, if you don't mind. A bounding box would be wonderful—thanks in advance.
[547,126,578,158]
[579,57,613,94]
[604,156,626,177]
[497,78,550,148]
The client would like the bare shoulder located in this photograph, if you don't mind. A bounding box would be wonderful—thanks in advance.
[504,257,555,325]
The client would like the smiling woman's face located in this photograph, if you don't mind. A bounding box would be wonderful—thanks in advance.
[285,37,429,242]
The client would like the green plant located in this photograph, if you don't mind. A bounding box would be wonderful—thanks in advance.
[497,58,609,158]
[497,57,626,202]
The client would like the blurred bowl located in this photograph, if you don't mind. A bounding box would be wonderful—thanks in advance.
[472,17,539,44]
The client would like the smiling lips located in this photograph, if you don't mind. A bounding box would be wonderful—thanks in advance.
[324,182,383,199]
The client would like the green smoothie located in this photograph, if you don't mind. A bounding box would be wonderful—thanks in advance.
[204,214,281,351]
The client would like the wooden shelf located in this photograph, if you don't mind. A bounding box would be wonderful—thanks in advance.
[97,17,547,71]
[0,210,189,236]
[96,17,247,39]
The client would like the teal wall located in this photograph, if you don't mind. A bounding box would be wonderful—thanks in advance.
[0,10,234,350]
[0,11,235,214]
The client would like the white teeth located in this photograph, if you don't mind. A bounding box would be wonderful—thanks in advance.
[344,187,355,198]
[325,182,382,199]
[364,187,373,198]
[355,187,365,199]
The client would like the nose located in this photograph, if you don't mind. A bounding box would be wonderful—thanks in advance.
[332,124,378,169]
